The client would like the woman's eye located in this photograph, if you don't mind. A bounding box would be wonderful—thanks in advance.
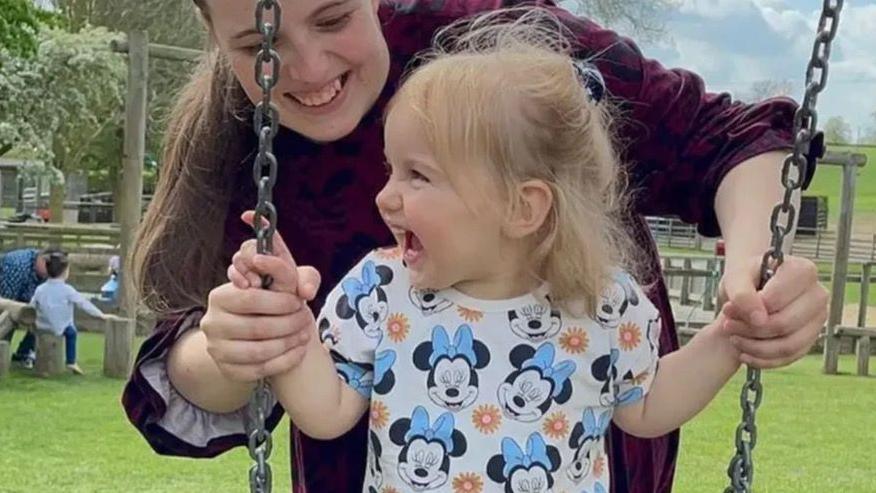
[316,13,352,31]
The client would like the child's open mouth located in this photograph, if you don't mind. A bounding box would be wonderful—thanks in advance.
[403,230,424,266]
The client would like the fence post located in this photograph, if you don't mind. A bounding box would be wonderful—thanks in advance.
[858,263,871,328]
[703,259,716,311]
[668,220,674,248]
[0,341,9,378]
[871,234,875,262]
[680,258,692,305]
[103,316,134,378]
[35,331,64,377]
[824,159,858,375]
[856,335,871,376]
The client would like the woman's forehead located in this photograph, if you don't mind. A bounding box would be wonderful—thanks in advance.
[204,0,354,28]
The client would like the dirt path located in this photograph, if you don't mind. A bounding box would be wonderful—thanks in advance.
[841,303,876,326]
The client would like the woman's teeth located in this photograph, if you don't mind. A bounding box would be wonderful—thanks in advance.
[291,77,342,107]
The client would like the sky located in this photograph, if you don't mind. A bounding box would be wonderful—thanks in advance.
[627,0,876,140]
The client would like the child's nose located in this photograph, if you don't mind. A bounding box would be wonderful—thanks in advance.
[375,182,401,212]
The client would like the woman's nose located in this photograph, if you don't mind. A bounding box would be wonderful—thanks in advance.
[281,38,331,85]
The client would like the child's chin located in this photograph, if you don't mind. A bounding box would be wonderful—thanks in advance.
[409,273,443,292]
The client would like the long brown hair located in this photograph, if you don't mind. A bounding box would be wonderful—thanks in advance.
[130,36,254,315]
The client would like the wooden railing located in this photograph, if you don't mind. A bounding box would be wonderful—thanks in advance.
[0,222,119,254]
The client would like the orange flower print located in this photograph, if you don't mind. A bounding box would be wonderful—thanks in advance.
[452,473,484,493]
[618,322,642,351]
[386,313,410,342]
[559,327,589,354]
[370,400,389,430]
[375,246,402,259]
[382,487,400,493]
[472,404,502,434]
[542,412,570,440]
[593,454,606,478]
[457,306,484,323]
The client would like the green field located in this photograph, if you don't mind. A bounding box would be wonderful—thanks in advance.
[1,332,874,493]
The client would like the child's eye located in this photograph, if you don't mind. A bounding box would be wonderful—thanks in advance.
[316,13,352,31]
[410,169,429,183]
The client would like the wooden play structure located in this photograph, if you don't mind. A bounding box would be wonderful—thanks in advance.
[0,298,131,379]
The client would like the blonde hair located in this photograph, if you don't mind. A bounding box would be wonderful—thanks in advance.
[388,7,637,316]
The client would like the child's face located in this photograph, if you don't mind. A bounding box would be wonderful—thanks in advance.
[377,105,510,293]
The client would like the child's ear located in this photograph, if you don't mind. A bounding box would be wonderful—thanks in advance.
[503,180,553,239]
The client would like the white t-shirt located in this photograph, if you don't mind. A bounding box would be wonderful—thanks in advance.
[319,248,661,493]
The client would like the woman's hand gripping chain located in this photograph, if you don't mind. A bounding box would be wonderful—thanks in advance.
[200,211,322,383]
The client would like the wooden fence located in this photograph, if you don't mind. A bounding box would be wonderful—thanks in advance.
[660,253,876,376]
[647,216,876,263]
[0,222,119,254]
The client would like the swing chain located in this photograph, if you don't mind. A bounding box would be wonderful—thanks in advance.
[248,1,282,492]
[724,1,842,492]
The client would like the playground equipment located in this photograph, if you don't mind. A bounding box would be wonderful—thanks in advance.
[102,1,848,492]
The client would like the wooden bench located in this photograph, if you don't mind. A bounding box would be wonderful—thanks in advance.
[832,326,876,376]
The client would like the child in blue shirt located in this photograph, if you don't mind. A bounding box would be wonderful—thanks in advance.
[29,249,106,375]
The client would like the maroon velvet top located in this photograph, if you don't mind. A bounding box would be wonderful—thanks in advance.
[122,1,802,492]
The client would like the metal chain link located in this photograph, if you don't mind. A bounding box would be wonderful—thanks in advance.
[247,1,282,492]
[724,1,842,492]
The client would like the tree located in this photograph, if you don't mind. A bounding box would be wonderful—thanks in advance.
[0,0,45,58]
[823,116,852,145]
[739,79,794,103]
[568,0,679,41]
[49,0,205,193]
[862,110,876,145]
[0,26,125,221]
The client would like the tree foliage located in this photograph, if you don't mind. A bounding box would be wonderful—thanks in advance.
[740,79,794,103]
[0,0,51,58]
[47,0,205,184]
[567,0,680,41]
[823,116,852,145]
[0,26,125,180]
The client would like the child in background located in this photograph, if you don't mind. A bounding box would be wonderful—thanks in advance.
[30,249,107,375]
[228,11,751,493]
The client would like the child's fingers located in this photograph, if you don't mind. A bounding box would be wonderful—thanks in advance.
[252,254,299,294]
[232,241,263,288]
[241,211,298,270]
[297,266,322,301]
[721,301,748,323]
[227,264,250,289]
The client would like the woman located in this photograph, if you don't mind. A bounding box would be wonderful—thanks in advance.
[123,0,828,491]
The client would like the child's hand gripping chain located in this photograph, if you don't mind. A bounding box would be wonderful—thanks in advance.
[199,211,322,384]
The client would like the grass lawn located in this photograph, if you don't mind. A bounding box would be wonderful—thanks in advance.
[0,332,293,493]
[2,332,875,492]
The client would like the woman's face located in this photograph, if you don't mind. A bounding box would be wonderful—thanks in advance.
[205,0,390,142]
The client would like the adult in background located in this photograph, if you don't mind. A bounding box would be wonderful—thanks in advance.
[1,247,49,368]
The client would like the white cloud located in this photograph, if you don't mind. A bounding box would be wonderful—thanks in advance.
[641,0,876,133]
[678,0,755,18]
